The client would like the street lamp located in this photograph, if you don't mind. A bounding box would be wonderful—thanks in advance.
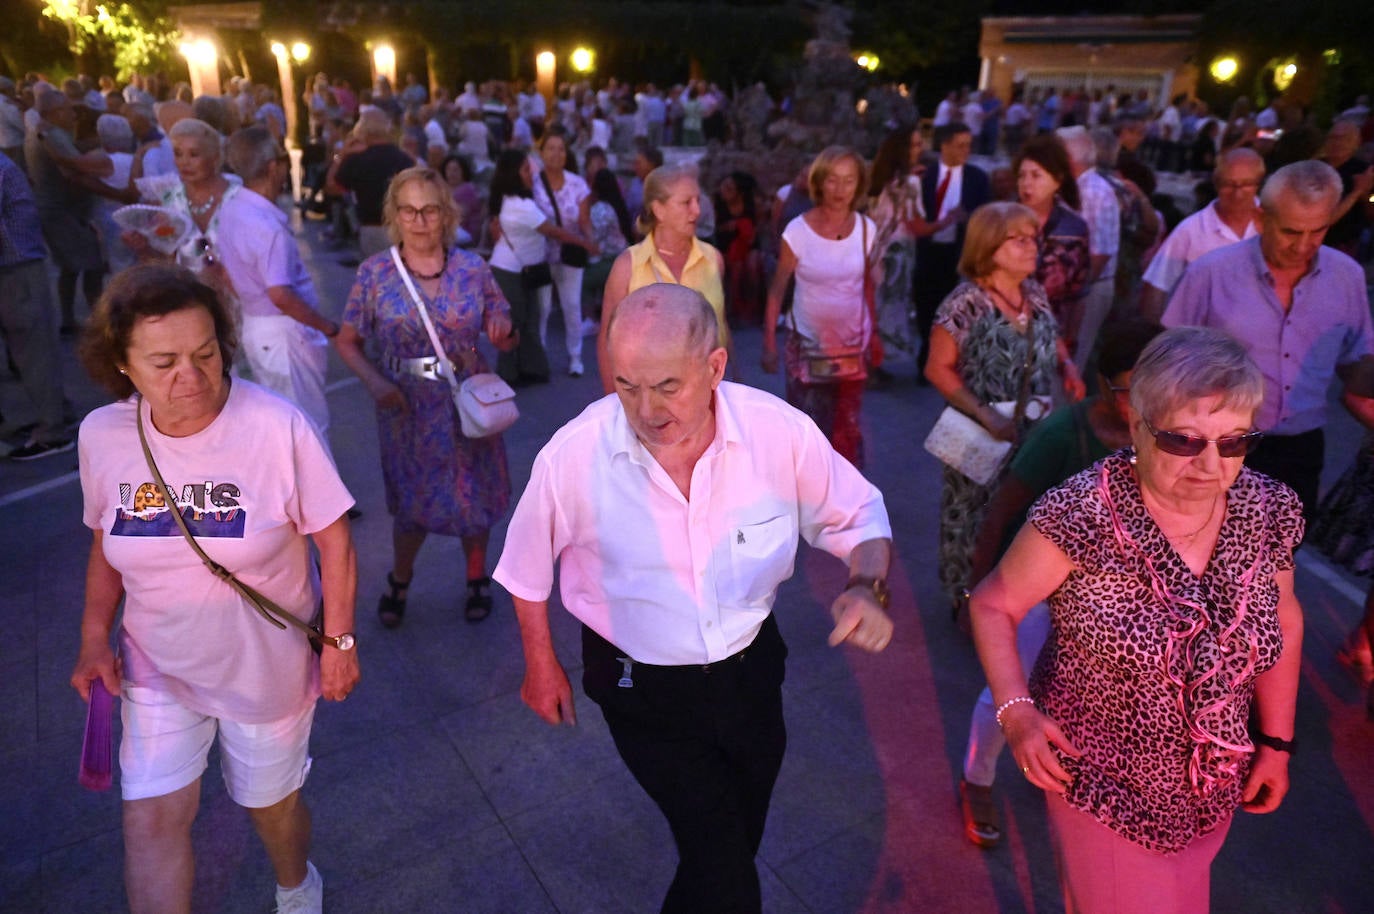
[536,50,556,109]
[571,47,595,74]
[373,42,397,88]
[854,52,880,73]
[1209,56,1239,83]
[178,37,220,97]
[291,42,311,64]
[1273,59,1297,91]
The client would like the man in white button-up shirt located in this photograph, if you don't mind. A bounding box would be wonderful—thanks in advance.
[495,284,893,914]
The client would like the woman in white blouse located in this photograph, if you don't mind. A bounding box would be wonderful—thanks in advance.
[762,146,876,468]
[532,126,594,376]
[487,149,593,385]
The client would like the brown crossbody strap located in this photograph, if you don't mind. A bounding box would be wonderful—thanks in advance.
[135,395,329,646]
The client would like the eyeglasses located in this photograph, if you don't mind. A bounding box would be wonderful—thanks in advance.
[1001,233,1039,247]
[1216,179,1262,192]
[397,204,442,222]
[1143,418,1262,458]
[1107,383,1131,398]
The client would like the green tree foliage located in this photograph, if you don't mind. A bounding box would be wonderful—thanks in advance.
[36,0,180,79]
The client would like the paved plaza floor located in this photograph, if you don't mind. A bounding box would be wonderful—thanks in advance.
[2,214,1372,913]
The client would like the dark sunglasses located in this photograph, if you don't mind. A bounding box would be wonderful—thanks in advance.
[1143,418,1262,459]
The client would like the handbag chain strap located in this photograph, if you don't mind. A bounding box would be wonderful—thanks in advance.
[134,395,332,646]
[1010,302,1037,428]
[390,245,471,394]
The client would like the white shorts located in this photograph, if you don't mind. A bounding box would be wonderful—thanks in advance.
[119,685,315,808]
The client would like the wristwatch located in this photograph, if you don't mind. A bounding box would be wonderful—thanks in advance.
[845,575,890,610]
[322,632,356,651]
[1252,731,1297,755]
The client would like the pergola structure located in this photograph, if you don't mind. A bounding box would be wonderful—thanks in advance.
[978,14,1202,106]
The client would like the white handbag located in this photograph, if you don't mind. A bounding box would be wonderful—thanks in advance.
[390,246,518,438]
[922,398,1050,486]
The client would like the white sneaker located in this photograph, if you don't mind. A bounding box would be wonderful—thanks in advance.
[580,318,600,338]
[568,359,585,377]
[275,860,323,914]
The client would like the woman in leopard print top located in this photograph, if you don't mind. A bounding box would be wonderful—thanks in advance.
[970,327,1303,914]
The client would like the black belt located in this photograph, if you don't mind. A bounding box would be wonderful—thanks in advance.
[581,613,778,683]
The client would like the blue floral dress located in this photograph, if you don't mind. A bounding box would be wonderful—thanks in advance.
[344,249,512,536]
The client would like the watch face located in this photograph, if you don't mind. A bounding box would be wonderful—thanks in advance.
[335,633,356,651]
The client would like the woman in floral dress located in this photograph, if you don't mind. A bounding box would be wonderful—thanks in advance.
[925,203,1084,614]
[866,127,954,367]
[337,167,517,626]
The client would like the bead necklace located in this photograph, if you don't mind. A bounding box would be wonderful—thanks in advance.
[188,193,218,217]
[402,248,447,281]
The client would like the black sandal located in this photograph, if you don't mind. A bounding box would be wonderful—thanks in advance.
[465,576,493,623]
[378,572,410,629]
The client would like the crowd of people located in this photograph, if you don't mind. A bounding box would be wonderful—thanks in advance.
[1,60,1372,914]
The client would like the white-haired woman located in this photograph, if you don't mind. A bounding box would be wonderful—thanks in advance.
[972,326,1303,914]
[134,118,240,277]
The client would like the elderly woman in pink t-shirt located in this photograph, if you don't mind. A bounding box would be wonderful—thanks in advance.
[69,264,358,914]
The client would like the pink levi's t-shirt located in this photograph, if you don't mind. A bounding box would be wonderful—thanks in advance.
[78,379,355,723]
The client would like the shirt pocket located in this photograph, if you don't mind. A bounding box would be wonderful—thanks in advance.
[726,514,798,605]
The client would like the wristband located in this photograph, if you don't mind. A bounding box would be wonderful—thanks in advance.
[994,695,1035,728]
[1252,731,1297,755]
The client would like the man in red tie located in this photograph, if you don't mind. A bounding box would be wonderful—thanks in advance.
[915,122,990,375]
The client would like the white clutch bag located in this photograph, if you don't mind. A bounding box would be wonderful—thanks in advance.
[922,398,1050,486]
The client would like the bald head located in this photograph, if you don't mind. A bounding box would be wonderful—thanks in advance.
[607,284,719,360]
[155,99,193,133]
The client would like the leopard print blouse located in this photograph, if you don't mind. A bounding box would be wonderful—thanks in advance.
[1027,451,1303,854]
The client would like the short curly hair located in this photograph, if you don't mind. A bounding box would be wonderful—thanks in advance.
[79,263,237,399]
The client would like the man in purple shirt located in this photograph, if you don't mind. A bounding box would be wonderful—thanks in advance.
[1163,160,1374,514]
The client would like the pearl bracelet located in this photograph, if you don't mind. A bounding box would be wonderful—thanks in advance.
[995,695,1035,728]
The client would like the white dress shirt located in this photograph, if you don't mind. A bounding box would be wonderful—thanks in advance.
[932,163,964,244]
[494,383,891,665]
[1141,199,1258,296]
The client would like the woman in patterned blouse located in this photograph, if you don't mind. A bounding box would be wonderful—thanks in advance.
[925,202,1084,616]
[1013,134,1090,350]
[970,327,1303,914]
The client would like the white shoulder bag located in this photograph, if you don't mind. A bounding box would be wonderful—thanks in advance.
[390,246,519,438]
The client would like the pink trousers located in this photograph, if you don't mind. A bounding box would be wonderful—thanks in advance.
[1045,792,1231,914]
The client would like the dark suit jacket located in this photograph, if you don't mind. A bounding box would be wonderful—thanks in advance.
[918,162,991,251]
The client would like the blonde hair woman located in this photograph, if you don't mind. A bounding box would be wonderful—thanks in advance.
[763,146,875,467]
[925,202,1084,618]
[335,166,518,627]
[598,162,729,393]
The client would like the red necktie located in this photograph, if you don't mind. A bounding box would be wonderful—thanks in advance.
[935,168,953,217]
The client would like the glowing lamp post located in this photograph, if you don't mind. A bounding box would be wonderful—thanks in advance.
[179,37,220,97]
[854,52,880,73]
[270,40,310,151]
[1209,56,1239,83]
[536,50,556,110]
[571,47,595,75]
[373,42,397,89]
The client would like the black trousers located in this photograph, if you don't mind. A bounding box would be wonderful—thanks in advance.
[581,615,788,914]
[913,240,961,368]
[1246,427,1324,522]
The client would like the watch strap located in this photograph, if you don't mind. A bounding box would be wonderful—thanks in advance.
[1252,731,1297,755]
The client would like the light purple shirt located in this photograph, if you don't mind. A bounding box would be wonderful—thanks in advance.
[1163,237,1374,434]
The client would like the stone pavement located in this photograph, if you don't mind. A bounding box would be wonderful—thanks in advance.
[2,214,1372,914]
